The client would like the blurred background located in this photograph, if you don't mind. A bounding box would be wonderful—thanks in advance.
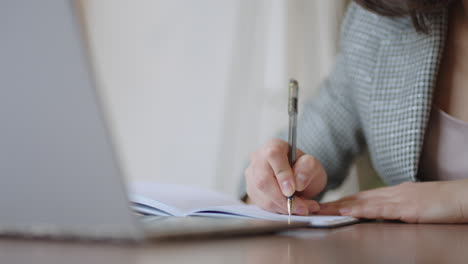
[77,0,368,200]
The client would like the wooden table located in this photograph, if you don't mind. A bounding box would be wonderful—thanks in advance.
[1,222,467,264]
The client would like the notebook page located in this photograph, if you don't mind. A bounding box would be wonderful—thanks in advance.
[129,182,357,227]
[129,182,243,215]
[131,196,180,216]
[190,204,358,227]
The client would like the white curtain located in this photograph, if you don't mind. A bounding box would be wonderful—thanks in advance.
[216,0,355,198]
[81,0,355,197]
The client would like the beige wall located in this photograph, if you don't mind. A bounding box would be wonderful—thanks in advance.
[79,0,357,198]
[80,0,241,192]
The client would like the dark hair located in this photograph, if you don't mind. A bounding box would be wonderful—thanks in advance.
[353,0,455,33]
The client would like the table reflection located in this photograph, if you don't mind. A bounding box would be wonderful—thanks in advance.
[0,223,467,264]
[241,222,468,264]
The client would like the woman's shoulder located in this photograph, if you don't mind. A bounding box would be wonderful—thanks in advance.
[340,2,414,48]
[336,2,417,79]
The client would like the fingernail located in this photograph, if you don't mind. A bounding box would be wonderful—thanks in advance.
[281,180,294,196]
[294,205,307,215]
[308,203,320,213]
[339,208,352,215]
[296,174,308,191]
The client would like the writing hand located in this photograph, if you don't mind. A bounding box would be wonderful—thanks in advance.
[245,138,327,215]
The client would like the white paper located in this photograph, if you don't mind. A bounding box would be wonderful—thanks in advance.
[190,205,358,227]
[129,182,243,216]
[129,182,357,227]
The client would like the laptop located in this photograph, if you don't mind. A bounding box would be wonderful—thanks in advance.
[0,0,306,241]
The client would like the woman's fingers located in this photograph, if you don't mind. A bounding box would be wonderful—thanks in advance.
[245,138,327,215]
[334,186,395,203]
[246,161,319,215]
[287,196,320,215]
[318,199,370,216]
[263,139,300,196]
[340,201,400,220]
[302,198,321,214]
[246,161,288,214]
[293,155,327,198]
[292,155,315,191]
[318,196,401,220]
[246,183,287,214]
[247,161,319,215]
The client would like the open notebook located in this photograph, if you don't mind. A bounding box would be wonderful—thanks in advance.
[129,182,358,227]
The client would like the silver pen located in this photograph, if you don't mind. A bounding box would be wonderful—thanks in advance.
[287,79,298,223]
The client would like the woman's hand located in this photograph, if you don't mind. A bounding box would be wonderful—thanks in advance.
[245,138,327,216]
[318,180,468,223]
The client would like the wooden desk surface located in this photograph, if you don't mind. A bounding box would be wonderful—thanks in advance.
[1,222,467,264]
